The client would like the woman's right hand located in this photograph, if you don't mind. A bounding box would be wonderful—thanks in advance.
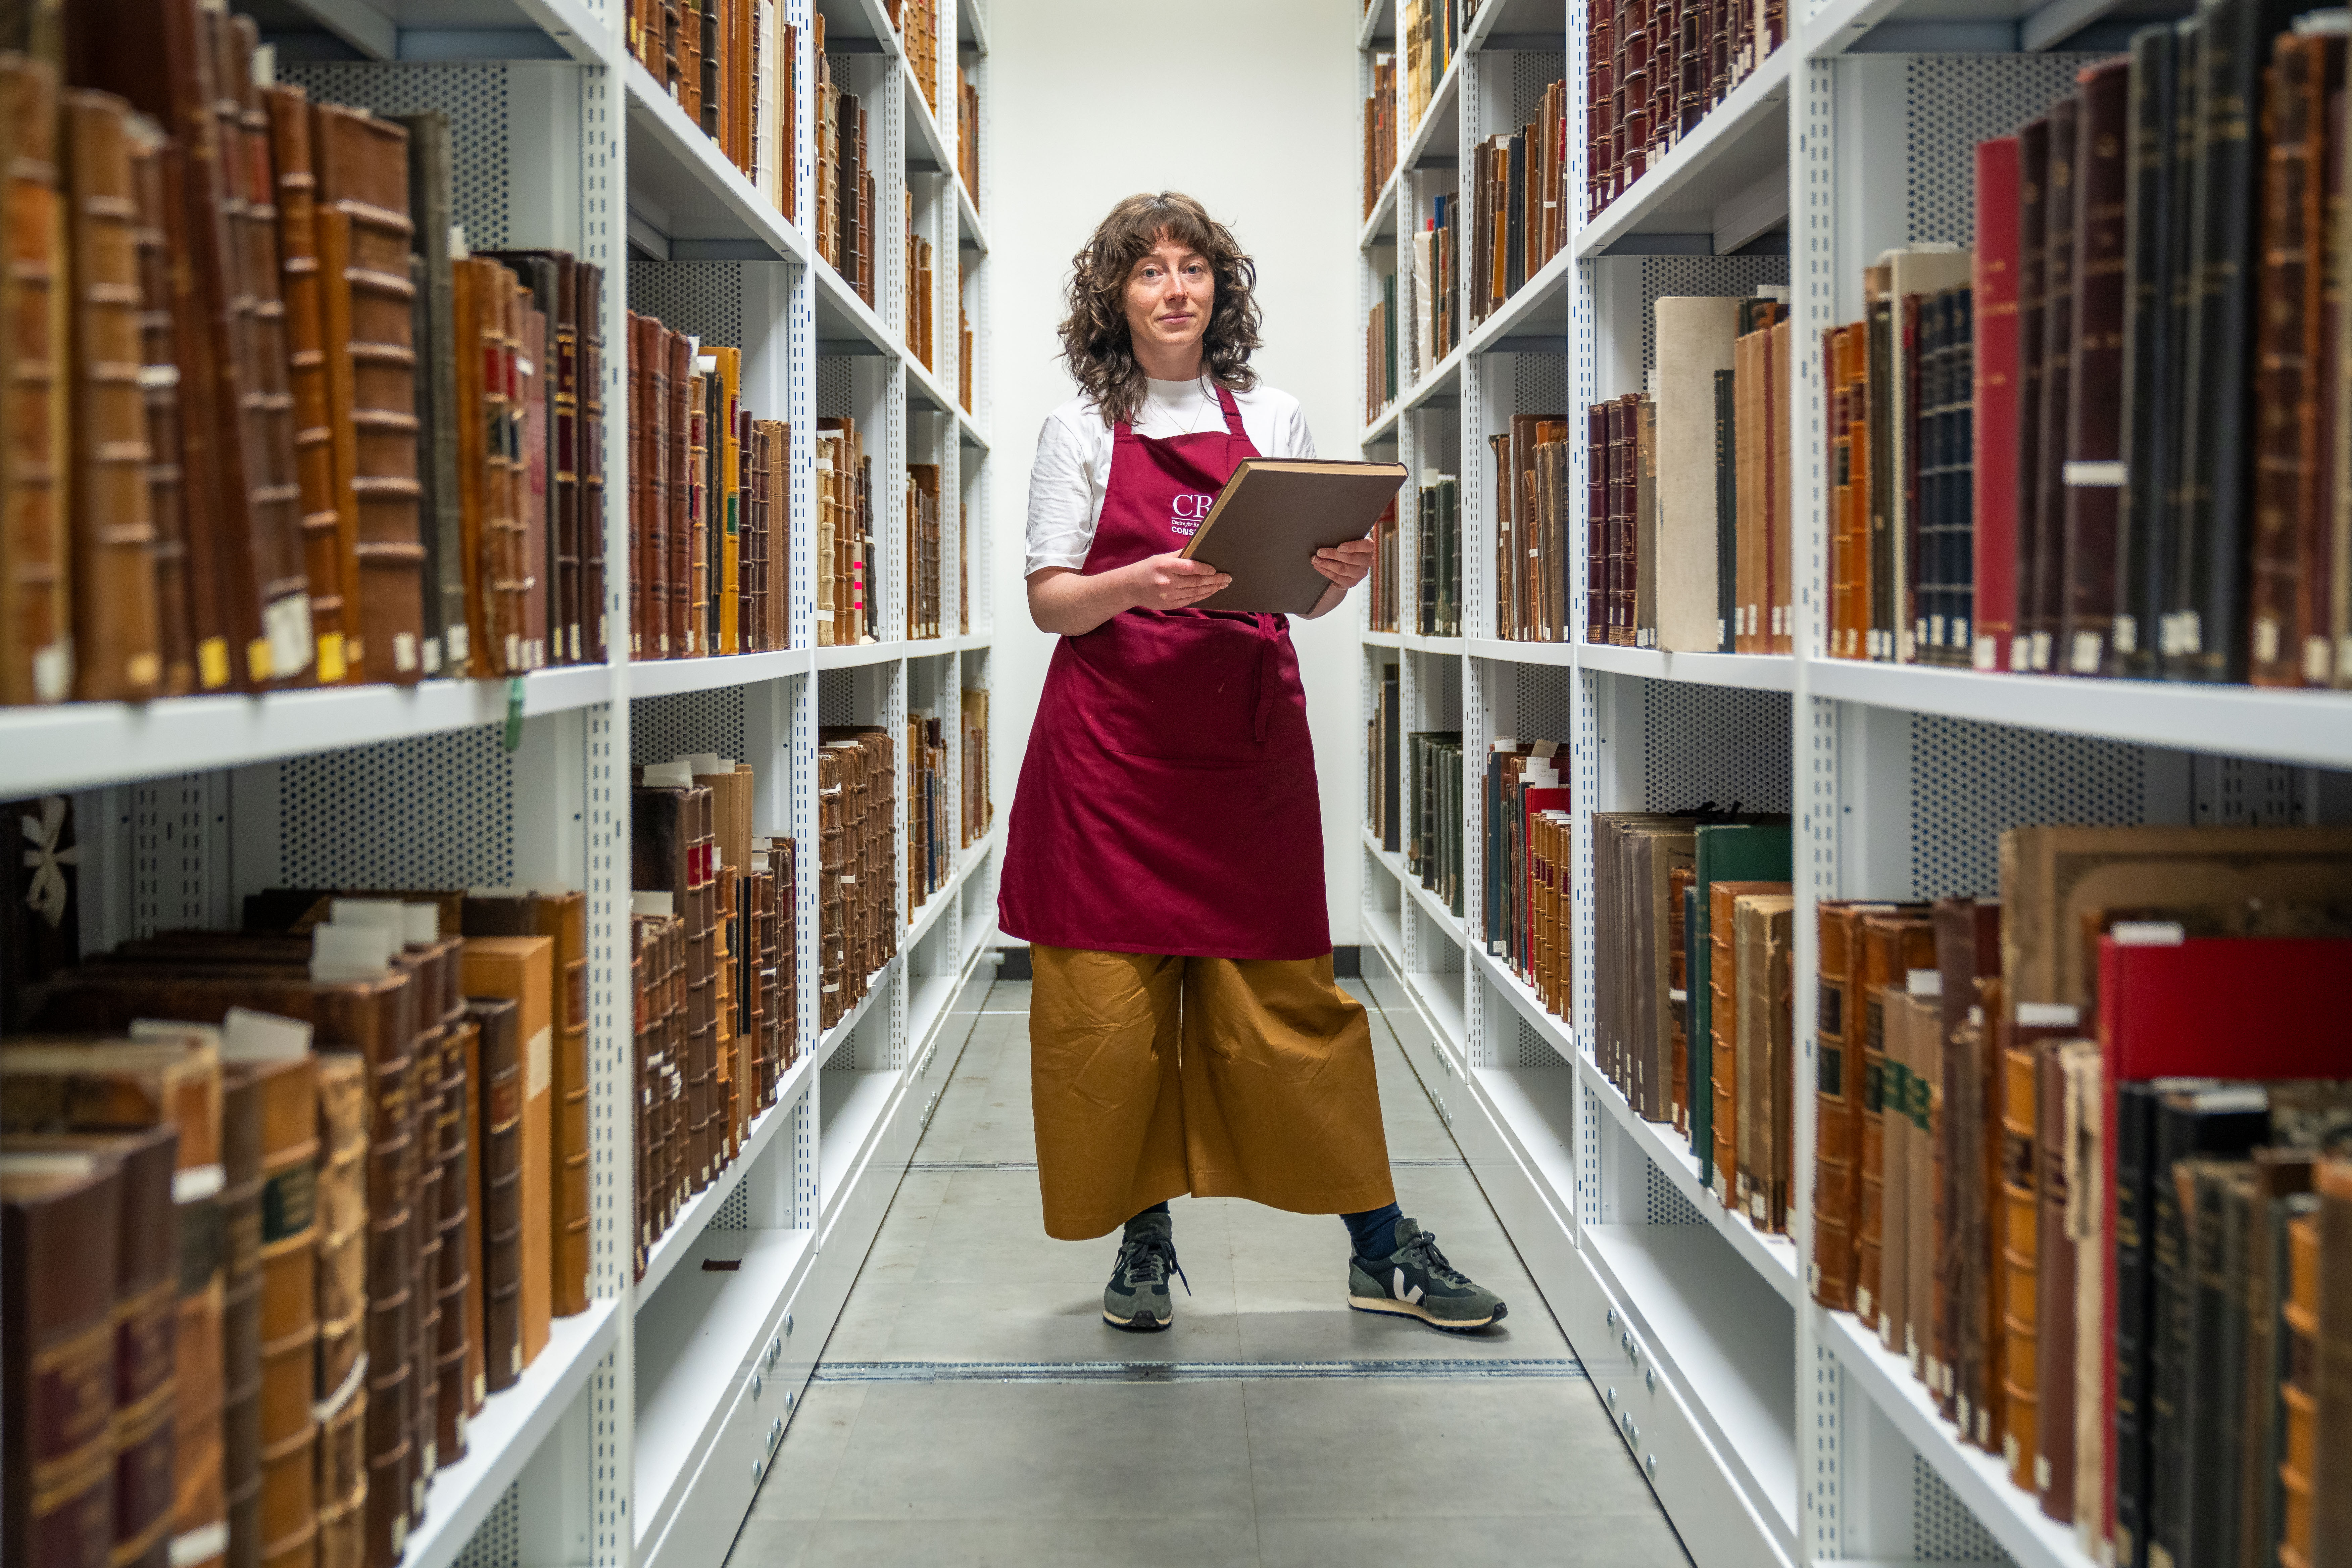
[1122,551,1232,611]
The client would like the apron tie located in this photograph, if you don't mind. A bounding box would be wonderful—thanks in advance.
[1252,614,1278,743]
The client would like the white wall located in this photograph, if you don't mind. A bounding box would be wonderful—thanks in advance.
[986,0,1366,947]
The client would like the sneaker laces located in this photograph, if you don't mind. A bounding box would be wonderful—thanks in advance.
[1119,1233,1191,1297]
[1399,1228,1470,1289]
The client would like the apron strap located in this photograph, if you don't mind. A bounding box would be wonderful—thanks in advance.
[1213,383,1247,437]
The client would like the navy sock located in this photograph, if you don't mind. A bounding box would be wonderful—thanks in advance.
[1124,1202,1169,1234]
[1341,1203,1403,1260]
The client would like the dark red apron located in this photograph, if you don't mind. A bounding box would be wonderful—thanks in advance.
[999,385,1329,960]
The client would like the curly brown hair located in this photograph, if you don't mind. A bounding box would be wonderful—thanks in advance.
[1058,191,1262,427]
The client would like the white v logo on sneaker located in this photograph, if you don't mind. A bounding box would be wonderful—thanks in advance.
[1392,1268,1424,1305]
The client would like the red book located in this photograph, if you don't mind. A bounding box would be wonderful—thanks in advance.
[2096,931,2352,1554]
[1524,783,1571,974]
[1972,136,2022,673]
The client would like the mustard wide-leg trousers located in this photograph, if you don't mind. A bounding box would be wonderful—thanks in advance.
[1028,945,1398,1240]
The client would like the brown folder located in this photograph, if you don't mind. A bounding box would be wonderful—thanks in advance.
[1176,458,1407,615]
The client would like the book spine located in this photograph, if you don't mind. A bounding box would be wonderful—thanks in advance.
[263,84,347,687]
[2059,61,2130,677]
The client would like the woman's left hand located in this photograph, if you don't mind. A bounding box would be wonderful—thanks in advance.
[1311,537,1377,591]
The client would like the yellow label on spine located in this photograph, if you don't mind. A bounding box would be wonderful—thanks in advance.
[245,637,274,683]
[317,633,347,685]
[197,637,231,690]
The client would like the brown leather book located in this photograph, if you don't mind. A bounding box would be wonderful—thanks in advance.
[484,267,526,672]
[2248,34,2335,686]
[0,54,69,705]
[25,965,419,1568]
[1764,893,1798,1231]
[1667,862,1695,1134]
[60,88,163,701]
[518,297,550,669]
[124,115,194,696]
[6,1126,181,1568]
[1856,910,1933,1331]
[2315,1158,2352,1568]
[0,1146,123,1568]
[578,263,606,662]
[461,937,552,1374]
[464,995,521,1392]
[666,329,692,655]
[221,1065,264,1568]
[2032,1036,2080,1521]
[310,104,424,684]
[1879,979,1916,1357]
[387,111,463,675]
[432,1016,473,1461]
[0,1030,226,1563]
[456,1008,486,1417]
[263,83,348,685]
[310,1053,367,1568]
[1734,889,1794,1231]
[2282,1194,2322,1568]
[486,252,579,663]
[1903,985,1943,1396]
[1706,880,1772,1205]
[537,892,590,1316]
[222,1054,318,1568]
[1997,1006,2076,1489]
[1932,897,2001,1443]
[1810,902,1886,1310]
[210,9,312,689]
[63,0,260,693]
[456,261,492,671]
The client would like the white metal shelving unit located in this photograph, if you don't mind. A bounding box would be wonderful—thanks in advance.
[1356,3,2352,1567]
[10,1,999,1564]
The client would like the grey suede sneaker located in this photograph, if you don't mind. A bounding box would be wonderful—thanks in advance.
[1347,1218,1508,1332]
[1102,1210,1188,1332]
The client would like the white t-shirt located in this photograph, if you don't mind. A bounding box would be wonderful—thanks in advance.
[1024,376,1317,578]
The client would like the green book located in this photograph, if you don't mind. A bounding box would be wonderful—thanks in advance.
[1688,821,1793,1186]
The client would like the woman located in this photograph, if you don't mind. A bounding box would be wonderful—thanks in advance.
[999,191,1506,1335]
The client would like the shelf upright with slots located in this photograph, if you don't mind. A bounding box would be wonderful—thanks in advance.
[1358,0,2352,1564]
[0,0,997,1564]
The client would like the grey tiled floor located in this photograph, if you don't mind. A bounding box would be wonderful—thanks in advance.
[727,979,1692,1568]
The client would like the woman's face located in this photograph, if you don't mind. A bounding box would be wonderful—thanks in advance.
[1122,230,1213,365]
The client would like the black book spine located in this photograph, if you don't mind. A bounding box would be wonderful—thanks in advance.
[2031,92,2079,674]
[2113,1082,2159,1567]
[1952,289,1978,663]
[1715,368,1738,651]
[2184,1167,2252,1568]
[2112,22,2182,678]
[2063,61,2132,676]
[2145,1094,2269,1565]
[1868,298,1895,657]
[2167,0,2299,681]
[1506,133,1527,297]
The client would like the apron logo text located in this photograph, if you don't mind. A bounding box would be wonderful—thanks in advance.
[1170,491,1213,537]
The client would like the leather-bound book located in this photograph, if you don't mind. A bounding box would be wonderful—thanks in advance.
[1879,979,1917,1356]
[1902,980,1944,1377]
[2112,24,2180,678]
[310,1054,368,1568]
[310,105,424,684]
[0,1030,227,1564]
[2010,115,2051,673]
[499,271,550,670]
[2024,92,2077,674]
[2062,1041,2105,1548]
[7,1126,182,1568]
[2238,1152,2318,1568]
[60,89,164,701]
[1855,910,1932,1330]
[2281,1193,2323,1568]
[2168,0,2301,684]
[2177,1158,2257,1564]
[220,1066,264,1568]
[1762,893,1797,1232]
[577,263,606,663]
[455,1010,486,1417]
[667,330,692,656]
[538,892,589,1316]
[388,112,464,675]
[2058,59,2130,677]
[1931,897,2001,1448]
[1706,880,1771,1207]
[263,83,349,686]
[62,0,253,693]
[2249,34,2343,687]
[2309,1159,2352,1567]
[221,1051,318,1568]
[464,995,520,1393]
[454,259,492,672]
[486,252,579,664]
[124,116,194,695]
[1969,138,2023,671]
[0,55,69,706]
[461,936,551,1373]
[432,1015,472,1462]
[2031,1036,2080,1520]
[2141,1087,2269,1567]
[0,1147,123,1568]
